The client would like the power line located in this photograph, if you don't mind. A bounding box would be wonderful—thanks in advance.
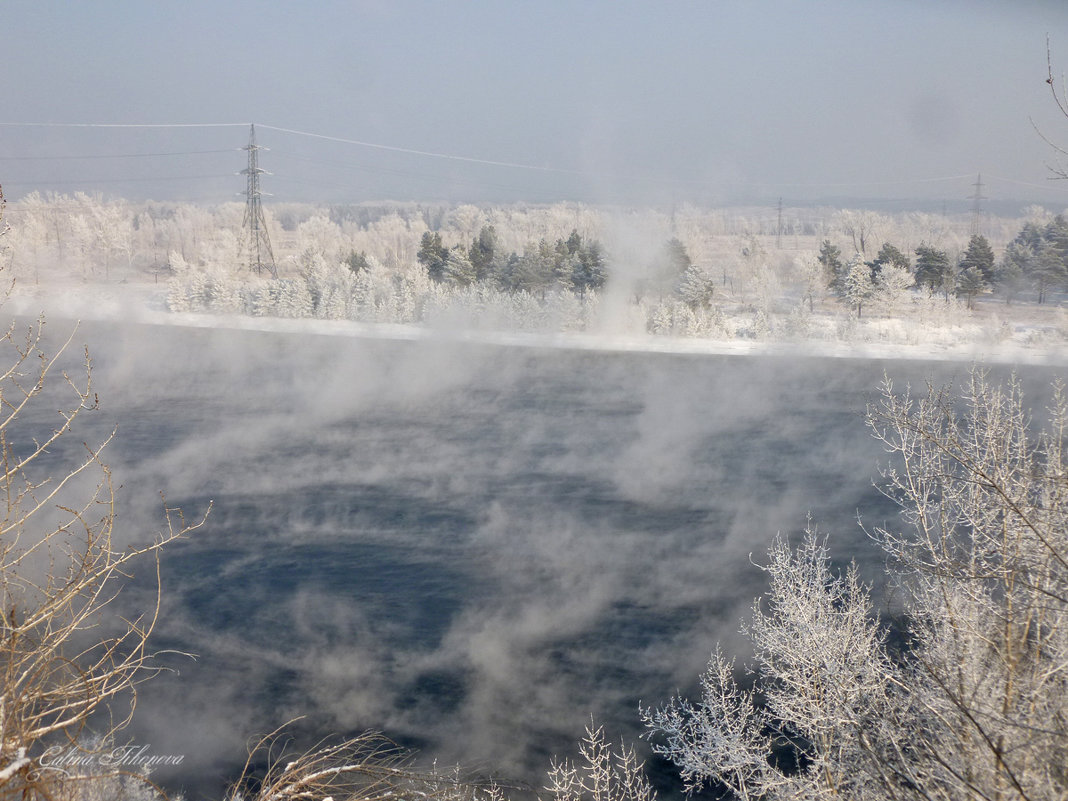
[0,121,982,191]
[2,121,1065,201]
[4,174,235,186]
[9,119,963,192]
[0,149,238,162]
[748,173,974,190]
[0,121,248,128]
[985,173,1068,192]
[258,124,583,175]
[269,150,580,194]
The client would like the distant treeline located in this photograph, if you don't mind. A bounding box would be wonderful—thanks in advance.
[413,227,608,295]
[818,217,1068,315]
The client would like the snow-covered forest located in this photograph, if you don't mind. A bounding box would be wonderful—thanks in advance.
[2,194,1066,353]
[2,188,1067,801]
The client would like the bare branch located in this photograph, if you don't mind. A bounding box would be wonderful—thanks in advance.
[0,314,209,800]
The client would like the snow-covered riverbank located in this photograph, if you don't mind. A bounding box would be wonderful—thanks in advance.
[6,279,1068,367]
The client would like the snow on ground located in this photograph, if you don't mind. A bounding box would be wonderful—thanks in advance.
[5,279,1068,367]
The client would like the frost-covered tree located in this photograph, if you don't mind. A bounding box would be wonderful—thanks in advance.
[816,239,843,291]
[468,224,499,282]
[249,281,282,317]
[345,249,371,275]
[645,370,1068,801]
[645,531,890,800]
[913,242,950,293]
[840,253,873,317]
[296,214,342,259]
[998,240,1032,304]
[1030,240,1067,304]
[869,242,911,278]
[274,278,313,318]
[833,209,884,255]
[956,264,986,309]
[959,233,996,286]
[418,231,449,283]
[643,238,691,301]
[499,249,551,294]
[443,245,477,287]
[571,240,608,296]
[349,254,397,322]
[873,263,914,316]
[794,252,825,313]
[999,220,1068,304]
[296,247,335,315]
[1,199,49,284]
[677,263,716,310]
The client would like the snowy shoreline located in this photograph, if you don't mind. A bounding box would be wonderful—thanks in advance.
[6,280,1068,368]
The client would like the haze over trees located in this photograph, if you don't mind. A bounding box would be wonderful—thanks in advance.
[1,194,1065,351]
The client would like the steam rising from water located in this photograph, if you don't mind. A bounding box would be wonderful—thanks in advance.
[30,317,1061,799]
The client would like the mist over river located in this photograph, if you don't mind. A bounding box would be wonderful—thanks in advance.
[30,318,1064,799]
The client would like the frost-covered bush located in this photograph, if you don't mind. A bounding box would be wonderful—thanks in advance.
[0,310,203,799]
[420,284,593,333]
[779,302,812,340]
[643,372,1068,801]
[645,298,729,338]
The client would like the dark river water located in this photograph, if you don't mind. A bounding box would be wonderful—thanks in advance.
[22,318,1065,800]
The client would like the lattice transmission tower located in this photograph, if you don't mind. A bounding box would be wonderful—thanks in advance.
[241,124,277,277]
[970,173,987,238]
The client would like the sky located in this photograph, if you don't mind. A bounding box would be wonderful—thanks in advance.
[4,0,1068,209]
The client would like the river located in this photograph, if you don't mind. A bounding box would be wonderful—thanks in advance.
[25,317,1063,799]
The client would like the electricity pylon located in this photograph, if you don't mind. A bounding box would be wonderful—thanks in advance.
[969,173,987,238]
[241,124,277,278]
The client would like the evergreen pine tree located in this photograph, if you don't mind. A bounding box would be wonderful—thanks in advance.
[468,225,498,282]
[417,231,448,283]
[817,239,844,291]
[959,234,996,286]
[913,243,950,292]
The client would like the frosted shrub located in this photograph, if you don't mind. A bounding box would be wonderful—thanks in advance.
[249,282,281,317]
[505,289,541,330]
[185,271,214,311]
[835,311,859,341]
[643,371,1068,801]
[648,298,726,337]
[165,276,192,313]
[873,265,914,317]
[702,303,728,338]
[318,281,352,320]
[204,274,243,314]
[0,312,205,797]
[350,255,397,322]
[275,278,314,318]
[394,275,421,323]
[579,291,601,332]
[752,307,772,340]
[547,722,655,801]
[647,301,674,335]
[547,289,585,332]
[780,302,812,340]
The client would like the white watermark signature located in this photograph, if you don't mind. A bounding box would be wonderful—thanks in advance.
[38,744,185,774]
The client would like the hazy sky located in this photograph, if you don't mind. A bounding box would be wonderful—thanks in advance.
[4,0,1068,208]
